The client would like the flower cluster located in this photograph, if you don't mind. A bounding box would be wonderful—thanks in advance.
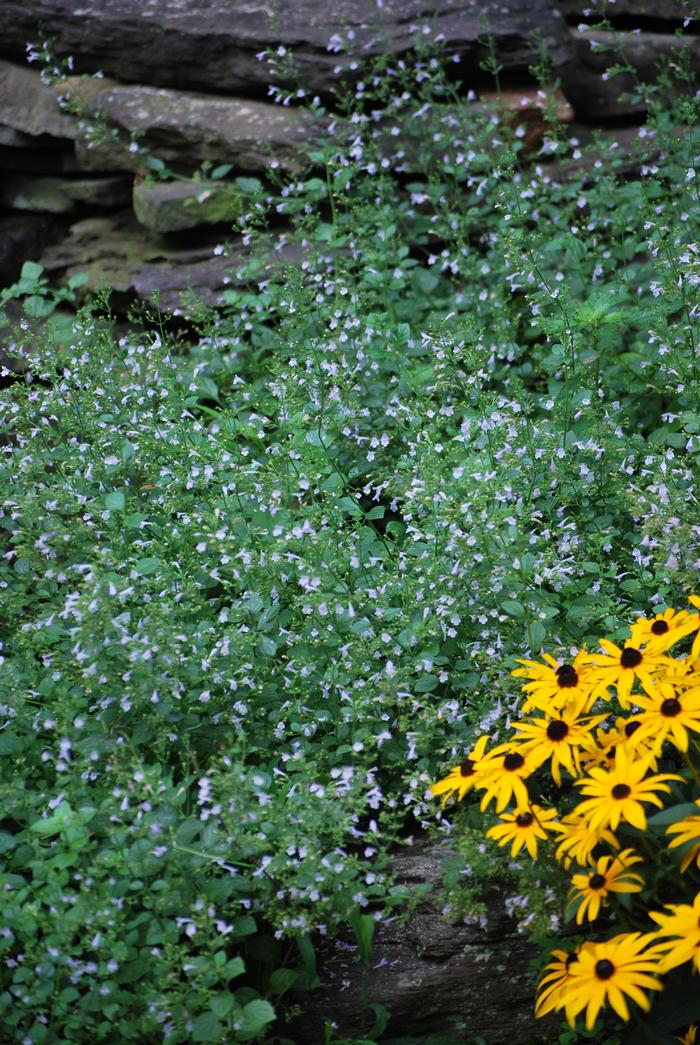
[431,597,700,1036]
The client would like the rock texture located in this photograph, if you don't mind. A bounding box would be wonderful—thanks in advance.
[1,173,132,212]
[75,84,321,174]
[0,58,75,140]
[564,28,700,118]
[38,210,301,313]
[0,0,573,95]
[290,838,558,1045]
[132,179,246,233]
[555,0,699,21]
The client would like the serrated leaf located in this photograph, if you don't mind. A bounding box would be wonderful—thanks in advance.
[191,1011,223,1042]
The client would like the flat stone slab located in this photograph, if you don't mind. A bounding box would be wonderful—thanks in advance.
[0,58,75,140]
[555,0,697,21]
[0,0,573,95]
[38,209,300,313]
[1,173,132,212]
[289,837,557,1044]
[563,28,700,117]
[75,84,320,174]
[132,179,247,233]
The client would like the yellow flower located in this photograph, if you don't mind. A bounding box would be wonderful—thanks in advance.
[485,803,558,859]
[666,799,700,872]
[430,735,490,806]
[649,891,700,973]
[579,717,658,773]
[630,681,700,753]
[558,932,664,1030]
[568,850,644,925]
[550,810,620,869]
[513,650,596,714]
[629,606,699,649]
[588,636,675,708]
[535,945,592,1018]
[475,743,538,813]
[676,1025,697,1045]
[573,744,681,832]
[512,706,606,786]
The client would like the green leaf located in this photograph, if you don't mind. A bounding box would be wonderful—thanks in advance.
[501,600,525,617]
[0,732,22,755]
[237,998,275,1040]
[210,993,235,1018]
[191,1011,224,1042]
[647,803,699,828]
[349,909,375,965]
[134,557,160,576]
[20,260,44,281]
[210,164,233,180]
[415,674,439,693]
[105,490,126,512]
[268,968,298,995]
[30,801,75,835]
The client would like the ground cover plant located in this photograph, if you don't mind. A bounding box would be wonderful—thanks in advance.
[1,24,700,1045]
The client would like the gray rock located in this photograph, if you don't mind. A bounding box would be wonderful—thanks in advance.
[0,0,573,96]
[290,837,558,1044]
[0,58,75,140]
[563,29,700,118]
[132,179,247,233]
[0,213,66,286]
[555,0,698,21]
[74,84,320,174]
[1,173,132,212]
[38,209,300,313]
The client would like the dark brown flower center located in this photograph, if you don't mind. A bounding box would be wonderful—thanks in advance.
[661,698,681,718]
[651,619,670,635]
[624,720,640,738]
[612,783,631,799]
[620,647,643,668]
[556,664,579,688]
[504,752,525,771]
[460,758,475,777]
[589,873,606,890]
[547,719,569,741]
[515,812,534,827]
[595,959,615,980]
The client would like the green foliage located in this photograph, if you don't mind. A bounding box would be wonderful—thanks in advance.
[2,27,699,1045]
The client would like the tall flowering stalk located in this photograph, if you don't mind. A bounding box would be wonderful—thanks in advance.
[431,596,700,1038]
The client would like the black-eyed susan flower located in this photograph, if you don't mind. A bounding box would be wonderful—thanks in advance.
[588,636,676,708]
[649,891,700,973]
[629,606,699,649]
[666,799,700,872]
[557,932,664,1030]
[513,650,596,715]
[485,803,558,859]
[579,717,658,774]
[535,946,592,1018]
[475,743,538,813]
[550,811,620,869]
[630,681,700,753]
[512,706,606,786]
[568,850,644,925]
[573,745,681,832]
[430,734,490,806]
